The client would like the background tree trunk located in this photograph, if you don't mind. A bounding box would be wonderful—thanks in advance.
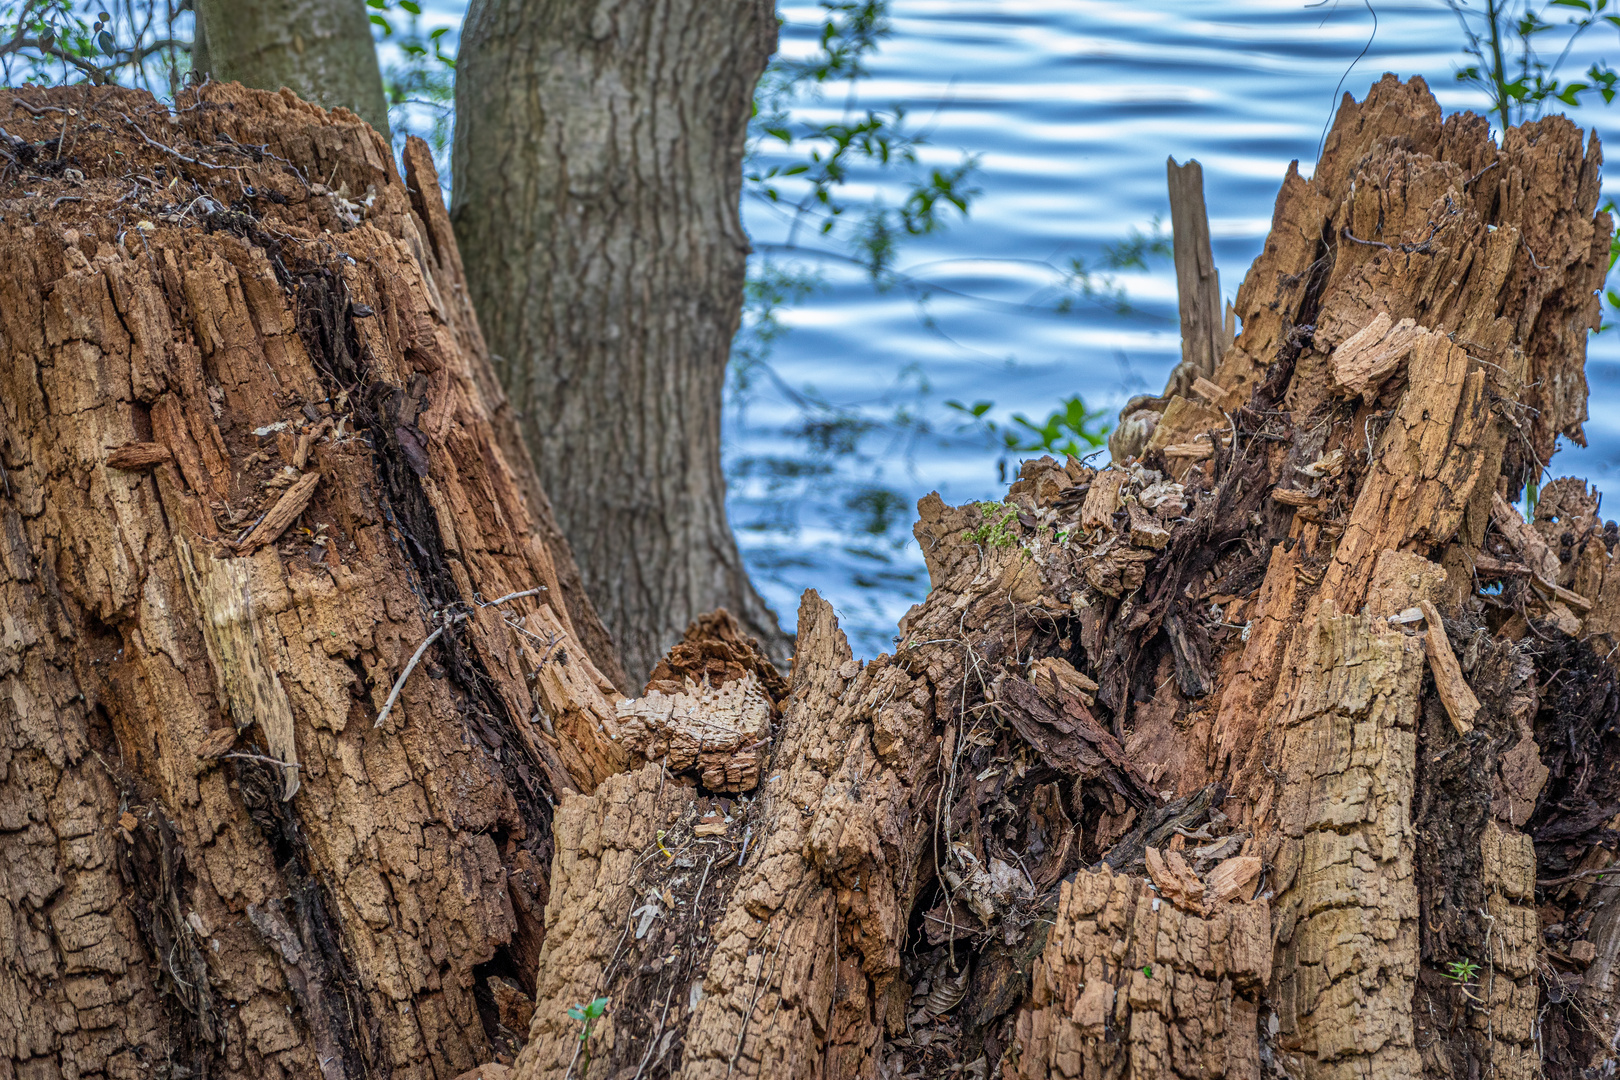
[450,0,787,688]
[193,0,392,142]
[510,75,1620,1079]
[0,83,626,1080]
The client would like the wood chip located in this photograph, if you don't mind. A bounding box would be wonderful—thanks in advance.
[1145,846,1205,912]
[1079,469,1128,531]
[292,417,331,471]
[1205,854,1264,905]
[1418,600,1478,735]
[1270,487,1319,507]
[105,442,172,470]
[197,725,240,759]
[118,811,138,832]
[1161,442,1214,460]
[694,820,728,837]
[1532,576,1594,614]
[1490,493,1561,581]
[1331,313,1426,397]
[1472,553,1531,577]
[236,471,320,553]
[1127,504,1170,549]
[1190,375,1237,410]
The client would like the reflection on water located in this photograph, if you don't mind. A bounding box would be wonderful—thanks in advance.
[412,1,1620,657]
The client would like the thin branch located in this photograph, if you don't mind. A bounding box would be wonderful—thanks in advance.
[118,112,237,170]
[480,587,546,607]
[221,752,301,770]
[374,612,467,728]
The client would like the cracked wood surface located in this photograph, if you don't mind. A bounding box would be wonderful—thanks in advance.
[0,83,626,1080]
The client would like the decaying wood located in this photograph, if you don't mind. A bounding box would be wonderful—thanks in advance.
[1166,157,1227,398]
[617,672,772,792]
[235,469,320,552]
[0,83,630,1080]
[106,440,174,470]
[500,74,1620,1080]
[1420,598,1480,734]
[15,72,1620,1080]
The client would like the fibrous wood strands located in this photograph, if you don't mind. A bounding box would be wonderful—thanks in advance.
[503,75,1620,1080]
[0,82,633,1080]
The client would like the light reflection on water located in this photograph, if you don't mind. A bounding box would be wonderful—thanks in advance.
[414,1,1620,657]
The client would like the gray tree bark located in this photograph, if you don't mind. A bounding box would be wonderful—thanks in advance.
[450,0,788,687]
[193,0,391,141]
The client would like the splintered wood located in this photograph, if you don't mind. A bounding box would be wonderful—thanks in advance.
[617,673,772,792]
[1008,865,1272,1079]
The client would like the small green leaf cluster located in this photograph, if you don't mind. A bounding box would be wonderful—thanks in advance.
[1056,218,1173,316]
[947,395,1111,481]
[1443,958,1482,984]
[1447,0,1620,125]
[367,0,456,163]
[963,501,1019,549]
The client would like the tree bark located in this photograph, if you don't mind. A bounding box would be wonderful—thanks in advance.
[0,83,627,1080]
[509,75,1620,1079]
[193,0,391,142]
[450,0,788,688]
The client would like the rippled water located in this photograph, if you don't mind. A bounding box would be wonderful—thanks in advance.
[413,1,1620,656]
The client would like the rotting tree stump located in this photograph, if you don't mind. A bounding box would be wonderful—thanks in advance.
[0,83,635,1080]
[11,72,1620,1080]
[505,76,1620,1080]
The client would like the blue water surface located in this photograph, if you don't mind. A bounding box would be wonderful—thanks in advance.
[408,1,1620,656]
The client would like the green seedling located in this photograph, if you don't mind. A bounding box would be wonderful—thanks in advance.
[564,996,609,1080]
[1443,958,1481,985]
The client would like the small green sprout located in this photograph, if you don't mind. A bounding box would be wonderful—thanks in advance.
[564,996,609,1079]
[1142,964,1153,980]
[1443,958,1481,984]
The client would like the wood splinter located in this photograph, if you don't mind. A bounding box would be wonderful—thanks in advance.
[1418,599,1479,735]
[235,471,320,553]
[105,441,172,470]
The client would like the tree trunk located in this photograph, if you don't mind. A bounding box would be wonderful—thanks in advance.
[509,75,1620,1079]
[0,83,629,1080]
[450,0,788,688]
[193,0,392,142]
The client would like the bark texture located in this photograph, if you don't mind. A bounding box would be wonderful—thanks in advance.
[194,0,391,141]
[0,83,628,1080]
[507,75,1620,1080]
[450,0,787,686]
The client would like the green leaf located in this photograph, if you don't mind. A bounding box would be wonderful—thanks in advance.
[430,26,449,39]
[400,0,421,11]
[1551,0,1592,10]
[370,13,392,32]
